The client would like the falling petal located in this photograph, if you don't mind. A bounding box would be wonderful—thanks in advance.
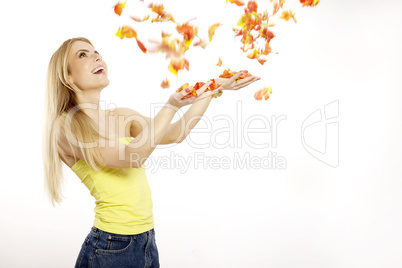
[257,58,267,65]
[299,0,319,7]
[168,57,189,76]
[226,0,245,6]
[136,39,147,53]
[273,1,280,16]
[254,90,263,100]
[116,26,137,39]
[208,23,222,42]
[264,86,272,100]
[130,15,149,22]
[273,0,287,16]
[148,3,176,23]
[114,1,126,16]
[176,21,197,48]
[254,86,272,101]
[246,0,258,13]
[216,57,222,67]
[280,10,297,23]
[161,78,170,88]
[193,38,209,48]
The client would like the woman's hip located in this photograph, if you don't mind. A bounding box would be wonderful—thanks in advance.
[74,226,159,268]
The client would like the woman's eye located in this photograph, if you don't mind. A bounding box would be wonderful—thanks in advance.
[79,53,86,58]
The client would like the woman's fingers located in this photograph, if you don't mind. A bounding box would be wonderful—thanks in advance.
[170,87,190,104]
[196,80,213,95]
[228,72,244,84]
[238,76,255,84]
[213,78,226,84]
[232,77,258,90]
[197,87,222,100]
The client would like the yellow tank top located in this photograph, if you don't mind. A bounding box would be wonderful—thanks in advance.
[71,137,154,235]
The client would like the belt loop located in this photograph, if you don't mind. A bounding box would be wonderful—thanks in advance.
[93,226,99,233]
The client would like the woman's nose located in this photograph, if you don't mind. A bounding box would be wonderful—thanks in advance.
[94,54,102,62]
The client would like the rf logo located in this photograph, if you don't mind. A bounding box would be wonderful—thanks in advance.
[301,100,339,167]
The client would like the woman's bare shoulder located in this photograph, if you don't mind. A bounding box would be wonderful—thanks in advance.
[55,115,83,167]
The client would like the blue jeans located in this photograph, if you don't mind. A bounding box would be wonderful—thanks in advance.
[74,226,160,268]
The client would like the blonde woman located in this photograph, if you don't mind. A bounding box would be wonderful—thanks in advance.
[42,37,259,267]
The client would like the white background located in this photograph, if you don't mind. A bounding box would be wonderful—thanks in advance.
[1,0,402,267]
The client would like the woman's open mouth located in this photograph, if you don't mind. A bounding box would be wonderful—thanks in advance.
[92,66,105,75]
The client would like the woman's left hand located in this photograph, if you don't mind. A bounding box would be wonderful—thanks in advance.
[213,72,260,91]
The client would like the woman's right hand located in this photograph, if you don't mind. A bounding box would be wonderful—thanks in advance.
[168,80,221,109]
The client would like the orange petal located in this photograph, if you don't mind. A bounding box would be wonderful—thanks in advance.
[273,1,280,16]
[177,21,197,46]
[161,78,170,88]
[169,62,179,76]
[114,1,126,16]
[148,3,164,16]
[193,38,209,48]
[116,26,137,39]
[254,90,263,100]
[208,79,222,91]
[299,0,319,7]
[216,57,222,67]
[191,90,198,97]
[176,83,190,92]
[257,57,267,65]
[246,0,258,13]
[255,86,272,101]
[169,58,188,76]
[130,15,149,22]
[247,49,259,60]
[280,10,297,23]
[226,0,245,6]
[148,3,175,23]
[263,87,270,100]
[208,23,222,42]
[136,39,147,53]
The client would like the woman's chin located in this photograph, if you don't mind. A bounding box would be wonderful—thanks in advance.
[100,79,110,88]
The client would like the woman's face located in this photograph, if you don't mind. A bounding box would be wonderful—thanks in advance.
[67,40,109,91]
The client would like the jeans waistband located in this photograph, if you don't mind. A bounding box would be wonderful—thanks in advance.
[90,226,154,239]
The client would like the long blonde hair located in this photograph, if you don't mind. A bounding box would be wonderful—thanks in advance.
[42,37,111,207]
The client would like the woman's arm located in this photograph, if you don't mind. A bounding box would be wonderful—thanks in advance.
[124,82,217,167]
[165,94,213,143]
[117,107,177,145]
[125,101,178,168]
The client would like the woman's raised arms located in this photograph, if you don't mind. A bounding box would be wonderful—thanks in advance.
[57,82,219,169]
